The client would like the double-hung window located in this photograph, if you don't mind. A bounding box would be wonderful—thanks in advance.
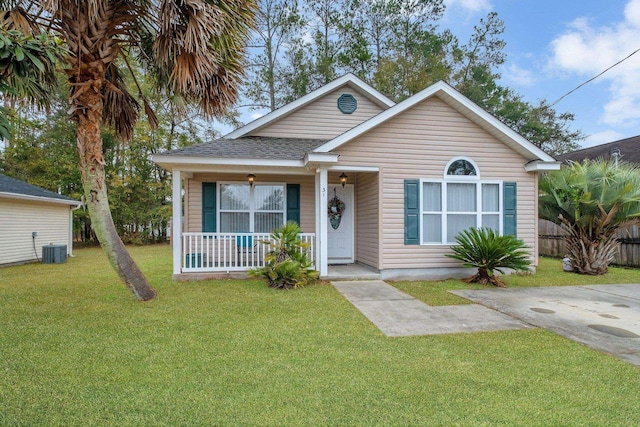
[219,183,285,233]
[421,158,502,244]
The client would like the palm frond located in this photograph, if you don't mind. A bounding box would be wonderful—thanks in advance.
[154,0,256,117]
[446,227,531,279]
[102,62,140,141]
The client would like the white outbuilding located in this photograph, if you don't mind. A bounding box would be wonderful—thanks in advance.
[0,173,81,266]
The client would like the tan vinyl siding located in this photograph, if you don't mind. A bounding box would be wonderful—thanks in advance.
[354,172,379,269]
[186,174,316,233]
[253,87,384,139]
[0,199,71,265]
[333,95,537,270]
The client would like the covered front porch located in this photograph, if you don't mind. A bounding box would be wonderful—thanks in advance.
[167,166,380,280]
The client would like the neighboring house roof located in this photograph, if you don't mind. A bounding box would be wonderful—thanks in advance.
[556,135,640,165]
[0,173,81,206]
[224,73,395,139]
[314,80,558,171]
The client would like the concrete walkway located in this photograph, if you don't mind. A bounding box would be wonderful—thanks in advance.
[332,280,531,337]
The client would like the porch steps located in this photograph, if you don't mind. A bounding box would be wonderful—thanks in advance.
[326,264,381,281]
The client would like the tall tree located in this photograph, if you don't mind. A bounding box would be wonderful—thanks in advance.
[244,0,303,111]
[454,11,505,89]
[304,0,349,85]
[372,29,453,101]
[1,0,255,301]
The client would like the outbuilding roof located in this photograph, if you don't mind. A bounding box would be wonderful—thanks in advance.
[0,173,80,206]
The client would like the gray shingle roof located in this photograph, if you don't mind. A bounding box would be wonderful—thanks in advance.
[0,173,78,202]
[155,136,328,160]
[556,135,640,165]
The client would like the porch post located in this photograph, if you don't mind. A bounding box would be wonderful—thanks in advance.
[172,169,182,276]
[316,168,328,276]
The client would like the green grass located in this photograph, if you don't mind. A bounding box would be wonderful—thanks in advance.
[392,256,640,306]
[1,246,639,426]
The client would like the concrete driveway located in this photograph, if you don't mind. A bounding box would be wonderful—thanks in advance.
[452,284,640,366]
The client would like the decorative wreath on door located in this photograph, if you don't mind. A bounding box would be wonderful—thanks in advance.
[328,189,346,230]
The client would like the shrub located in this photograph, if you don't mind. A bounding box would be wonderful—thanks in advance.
[250,221,318,289]
[446,227,531,287]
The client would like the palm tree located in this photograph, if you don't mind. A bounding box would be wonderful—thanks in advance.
[1,1,255,300]
[539,159,640,275]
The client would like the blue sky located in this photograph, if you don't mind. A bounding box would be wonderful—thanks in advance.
[444,0,640,147]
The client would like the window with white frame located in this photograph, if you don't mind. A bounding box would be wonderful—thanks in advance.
[421,158,502,244]
[219,183,285,233]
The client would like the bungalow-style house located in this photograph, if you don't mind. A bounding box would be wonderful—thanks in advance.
[152,74,559,280]
[0,173,81,266]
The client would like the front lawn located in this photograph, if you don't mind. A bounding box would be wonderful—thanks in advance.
[1,246,638,426]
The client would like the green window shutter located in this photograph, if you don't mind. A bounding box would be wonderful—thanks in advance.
[202,182,216,232]
[286,184,300,225]
[503,182,517,237]
[404,179,420,245]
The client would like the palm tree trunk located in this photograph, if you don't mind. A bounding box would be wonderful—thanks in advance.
[73,68,156,301]
[561,219,618,275]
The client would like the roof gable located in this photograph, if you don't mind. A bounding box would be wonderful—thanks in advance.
[314,81,558,167]
[224,74,395,139]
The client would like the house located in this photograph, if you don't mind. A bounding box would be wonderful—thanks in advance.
[152,74,559,280]
[0,173,81,266]
[556,134,640,165]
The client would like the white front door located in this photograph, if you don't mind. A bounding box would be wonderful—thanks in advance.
[327,184,354,264]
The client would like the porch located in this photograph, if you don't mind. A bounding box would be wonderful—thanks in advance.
[167,166,380,278]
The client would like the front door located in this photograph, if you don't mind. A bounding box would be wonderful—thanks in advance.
[327,184,354,264]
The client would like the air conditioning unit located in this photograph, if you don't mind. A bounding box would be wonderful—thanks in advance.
[42,245,67,264]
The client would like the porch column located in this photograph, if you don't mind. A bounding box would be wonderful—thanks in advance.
[316,168,328,276]
[172,169,182,276]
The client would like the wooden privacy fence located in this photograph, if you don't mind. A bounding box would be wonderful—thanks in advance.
[538,219,640,267]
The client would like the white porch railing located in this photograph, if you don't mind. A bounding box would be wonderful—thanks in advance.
[181,232,316,272]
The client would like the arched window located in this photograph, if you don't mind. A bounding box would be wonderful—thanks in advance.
[445,157,479,177]
[419,157,501,244]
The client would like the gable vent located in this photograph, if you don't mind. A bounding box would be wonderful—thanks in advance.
[337,93,357,114]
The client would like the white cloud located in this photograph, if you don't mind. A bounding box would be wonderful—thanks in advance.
[548,0,640,128]
[444,0,492,14]
[503,63,537,88]
[250,112,265,120]
[582,130,624,148]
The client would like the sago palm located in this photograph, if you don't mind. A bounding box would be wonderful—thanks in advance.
[0,1,255,300]
[539,159,640,275]
[446,227,531,287]
[250,221,318,289]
